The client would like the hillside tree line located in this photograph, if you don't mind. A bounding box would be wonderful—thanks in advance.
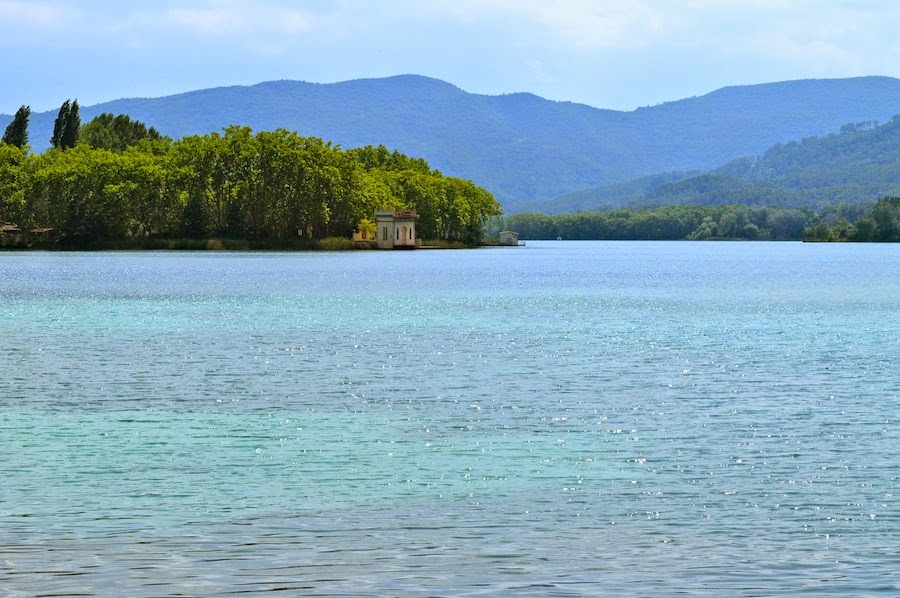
[496,205,814,241]
[491,200,897,242]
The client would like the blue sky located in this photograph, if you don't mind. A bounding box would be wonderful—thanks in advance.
[4,0,900,115]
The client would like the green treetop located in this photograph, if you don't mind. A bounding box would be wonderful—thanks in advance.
[51,99,80,149]
[2,105,30,149]
[80,113,163,152]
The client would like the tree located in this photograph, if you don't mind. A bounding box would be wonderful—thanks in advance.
[9,122,501,247]
[871,197,900,242]
[81,112,162,152]
[356,218,376,239]
[2,105,30,148]
[50,100,69,148]
[51,99,80,149]
[0,143,26,224]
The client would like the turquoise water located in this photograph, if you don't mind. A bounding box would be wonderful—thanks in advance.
[1,242,898,596]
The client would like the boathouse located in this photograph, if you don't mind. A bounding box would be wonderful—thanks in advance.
[1,223,23,245]
[499,230,520,246]
[374,209,418,249]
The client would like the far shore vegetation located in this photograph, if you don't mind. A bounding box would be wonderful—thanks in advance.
[1,103,501,250]
[2,103,899,249]
[490,198,900,243]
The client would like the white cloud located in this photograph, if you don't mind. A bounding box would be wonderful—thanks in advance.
[385,0,666,49]
[525,58,553,83]
[519,1,665,49]
[0,0,64,25]
[6,0,900,113]
[167,7,244,35]
[163,4,312,37]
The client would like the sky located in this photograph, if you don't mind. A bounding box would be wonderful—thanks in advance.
[4,0,900,115]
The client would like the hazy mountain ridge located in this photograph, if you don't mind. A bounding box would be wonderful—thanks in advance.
[553,113,900,212]
[5,75,900,211]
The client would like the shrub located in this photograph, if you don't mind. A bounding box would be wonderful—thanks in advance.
[316,236,356,251]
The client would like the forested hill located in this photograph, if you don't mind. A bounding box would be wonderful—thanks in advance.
[542,113,900,213]
[6,75,900,210]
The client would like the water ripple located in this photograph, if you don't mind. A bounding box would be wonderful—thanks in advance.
[2,243,899,595]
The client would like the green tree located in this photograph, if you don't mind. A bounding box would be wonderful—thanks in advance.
[80,113,162,152]
[25,144,125,245]
[852,217,876,241]
[51,99,81,149]
[356,218,376,239]
[50,101,68,148]
[10,122,500,247]
[2,105,30,149]
[182,194,207,239]
[504,212,558,240]
[114,143,179,238]
[0,143,26,224]
[871,197,900,242]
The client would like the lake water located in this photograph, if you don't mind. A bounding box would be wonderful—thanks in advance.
[1,241,898,596]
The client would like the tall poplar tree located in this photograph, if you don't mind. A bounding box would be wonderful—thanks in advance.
[2,105,30,148]
[51,100,69,148]
[51,99,80,149]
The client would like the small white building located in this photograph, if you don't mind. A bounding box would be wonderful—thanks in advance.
[375,210,418,249]
[499,230,520,246]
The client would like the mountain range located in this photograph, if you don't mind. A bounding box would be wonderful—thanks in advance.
[5,74,900,212]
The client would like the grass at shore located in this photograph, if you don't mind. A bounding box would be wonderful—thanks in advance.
[7,236,487,251]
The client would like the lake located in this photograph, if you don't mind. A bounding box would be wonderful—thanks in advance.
[1,241,898,596]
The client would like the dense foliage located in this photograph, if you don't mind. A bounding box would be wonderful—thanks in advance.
[0,124,501,248]
[495,205,816,241]
[50,99,80,150]
[804,197,900,242]
[2,105,30,148]
[80,113,163,151]
[494,199,900,242]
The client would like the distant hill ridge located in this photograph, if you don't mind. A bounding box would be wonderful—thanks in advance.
[5,74,900,211]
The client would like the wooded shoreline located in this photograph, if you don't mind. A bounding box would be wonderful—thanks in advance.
[3,108,899,248]
[0,122,502,249]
